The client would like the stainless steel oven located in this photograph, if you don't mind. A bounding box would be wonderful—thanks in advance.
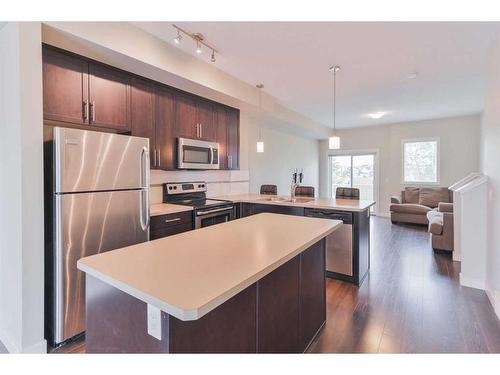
[195,204,234,229]
[177,138,219,170]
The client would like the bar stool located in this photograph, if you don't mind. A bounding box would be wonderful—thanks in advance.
[294,186,315,198]
[335,187,360,200]
[260,184,278,195]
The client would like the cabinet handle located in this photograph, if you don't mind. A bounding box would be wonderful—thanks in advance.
[82,101,89,121]
[165,218,181,223]
[229,155,232,169]
[89,101,96,122]
[200,123,203,138]
[153,149,157,167]
[196,123,200,138]
[157,149,161,167]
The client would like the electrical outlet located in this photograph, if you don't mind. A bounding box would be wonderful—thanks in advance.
[147,304,162,340]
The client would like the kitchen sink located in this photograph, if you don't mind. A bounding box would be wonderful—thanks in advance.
[259,196,313,203]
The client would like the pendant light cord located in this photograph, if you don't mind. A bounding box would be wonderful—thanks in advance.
[333,67,336,132]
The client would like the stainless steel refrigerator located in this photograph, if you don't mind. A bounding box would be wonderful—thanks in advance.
[45,127,150,346]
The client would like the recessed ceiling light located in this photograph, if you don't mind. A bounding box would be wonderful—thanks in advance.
[407,71,419,80]
[367,111,387,119]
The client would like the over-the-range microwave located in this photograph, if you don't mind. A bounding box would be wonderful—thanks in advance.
[177,137,220,170]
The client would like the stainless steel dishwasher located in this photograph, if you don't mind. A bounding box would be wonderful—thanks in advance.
[304,209,353,276]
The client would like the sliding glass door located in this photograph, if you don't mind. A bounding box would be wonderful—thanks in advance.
[330,153,376,212]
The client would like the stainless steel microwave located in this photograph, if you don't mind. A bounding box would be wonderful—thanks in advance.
[177,137,220,170]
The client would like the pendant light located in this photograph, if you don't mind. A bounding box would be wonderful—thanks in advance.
[329,65,341,150]
[256,84,265,153]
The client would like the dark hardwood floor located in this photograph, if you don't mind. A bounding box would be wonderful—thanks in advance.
[308,216,500,353]
[50,216,500,354]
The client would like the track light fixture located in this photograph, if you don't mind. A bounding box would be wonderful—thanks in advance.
[172,24,218,63]
[174,29,182,44]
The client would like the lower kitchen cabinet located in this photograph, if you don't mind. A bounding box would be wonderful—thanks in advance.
[239,203,305,218]
[150,211,193,240]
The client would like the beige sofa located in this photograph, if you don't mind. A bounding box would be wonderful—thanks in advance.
[427,202,454,252]
[390,187,453,225]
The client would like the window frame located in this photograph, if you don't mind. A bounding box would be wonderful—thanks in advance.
[401,137,441,186]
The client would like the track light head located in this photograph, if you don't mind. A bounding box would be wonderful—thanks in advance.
[211,50,216,63]
[196,41,202,54]
[174,30,182,45]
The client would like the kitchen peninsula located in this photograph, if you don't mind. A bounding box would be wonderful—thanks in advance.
[77,213,341,353]
[218,194,376,285]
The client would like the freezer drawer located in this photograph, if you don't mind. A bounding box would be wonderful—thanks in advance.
[52,189,149,344]
[54,127,149,193]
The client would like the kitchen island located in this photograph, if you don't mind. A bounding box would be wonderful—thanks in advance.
[77,213,341,353]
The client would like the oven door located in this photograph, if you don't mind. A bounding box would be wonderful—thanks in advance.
[195,206,234,229]
[178,138,219,170]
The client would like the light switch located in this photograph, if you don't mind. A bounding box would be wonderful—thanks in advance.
[147,304,162,340]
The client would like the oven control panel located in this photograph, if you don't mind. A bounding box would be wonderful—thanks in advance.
[164,181,207,195]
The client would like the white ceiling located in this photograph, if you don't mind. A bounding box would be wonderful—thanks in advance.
[133,22,500,129]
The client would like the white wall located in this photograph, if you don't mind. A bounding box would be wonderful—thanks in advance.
[246,115,319,195]
[480,35,500,318]
[0,22,46,353]
[319,115,481,215]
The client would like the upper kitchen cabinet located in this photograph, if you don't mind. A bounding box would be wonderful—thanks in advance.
[155,85,176,170]
[174,93,217,142]
[226,108,240,170]
[197,100,217,142]
[42,45,131,132]
[88,63,131,131]
[215,105,228,170]
[42,47,89,125]
[174,93,198,139]
[130,78,155,167]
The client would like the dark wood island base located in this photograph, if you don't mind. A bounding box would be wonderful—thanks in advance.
[85,239,326,353]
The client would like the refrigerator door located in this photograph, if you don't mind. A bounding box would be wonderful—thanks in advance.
[54,127,149,193]
[53,189,149,344]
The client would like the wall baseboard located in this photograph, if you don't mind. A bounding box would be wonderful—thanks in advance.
[485,283,500,321]
[459,273,486,290]
[0,328,17,353]
[0,329,47,353]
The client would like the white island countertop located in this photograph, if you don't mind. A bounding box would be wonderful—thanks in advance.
[214,194,375,212]
[77,213,341,321]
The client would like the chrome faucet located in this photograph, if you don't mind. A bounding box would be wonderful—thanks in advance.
[291,182,299,201]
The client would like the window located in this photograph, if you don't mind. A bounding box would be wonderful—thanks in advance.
[403,138,439,184]
[329,153,376,213]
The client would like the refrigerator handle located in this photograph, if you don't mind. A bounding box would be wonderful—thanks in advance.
[140,146,150,233]
[140,146,150,189]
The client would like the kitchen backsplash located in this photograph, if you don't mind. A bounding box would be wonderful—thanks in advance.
[150,169,250,204]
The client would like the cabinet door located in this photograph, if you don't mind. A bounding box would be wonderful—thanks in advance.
[174,93,198,139]
[42,47,89,125]
[298,240,326,351]
[130,78,155,167]
[88,63,131,131]
[227,109,240,170]
[198,100,217,141]
[156,86,176,170]
[215,106,228,170]
[258,256,300,353]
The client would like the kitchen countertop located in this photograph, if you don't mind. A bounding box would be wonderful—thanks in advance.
[77,213,341,321]
[215,194,375,212]
[150,203,193,216]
